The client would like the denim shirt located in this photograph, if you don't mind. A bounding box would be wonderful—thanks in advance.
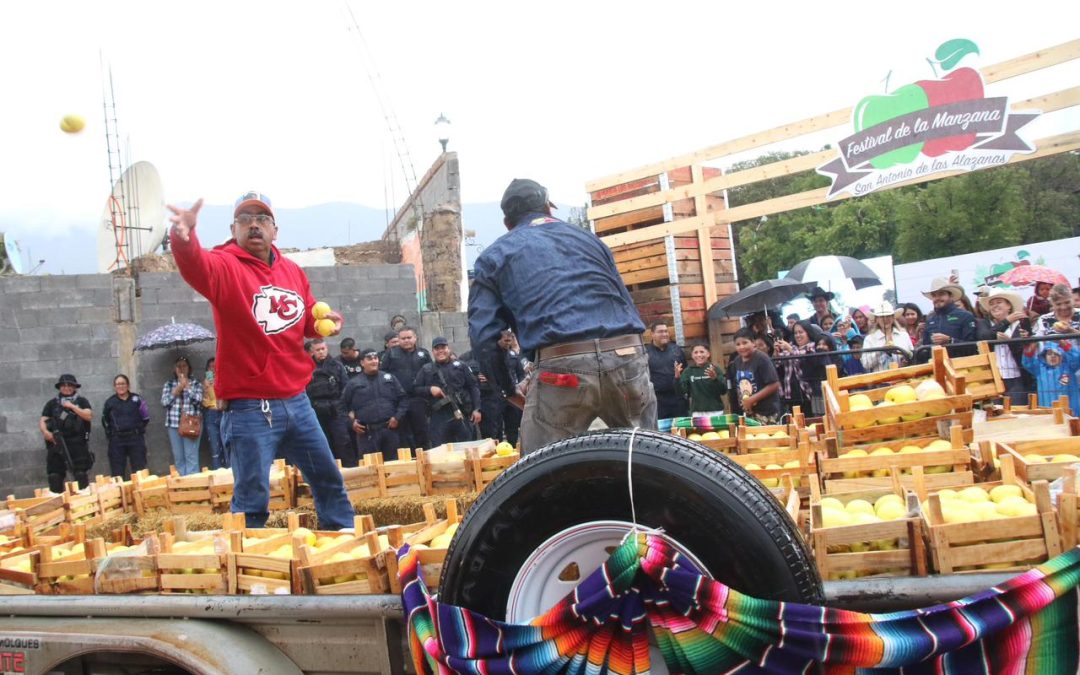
[468,212,644,358]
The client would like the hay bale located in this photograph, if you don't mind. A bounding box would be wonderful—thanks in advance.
[354,492,478,527]
[85,512,138,542]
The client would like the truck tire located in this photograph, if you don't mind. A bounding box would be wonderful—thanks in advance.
[440,429,823,621]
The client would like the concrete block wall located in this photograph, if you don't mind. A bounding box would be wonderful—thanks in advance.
[0,264,418,497]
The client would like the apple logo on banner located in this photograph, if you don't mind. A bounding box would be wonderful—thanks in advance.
[817,39,1041,199]
[252,285,305,335]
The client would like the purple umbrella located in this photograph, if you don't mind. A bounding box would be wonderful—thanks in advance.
[134,321,215,352]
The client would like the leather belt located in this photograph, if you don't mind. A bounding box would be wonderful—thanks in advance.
[537,334,643,361]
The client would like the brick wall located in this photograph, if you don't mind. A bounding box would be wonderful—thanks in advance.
[0,264,419,497]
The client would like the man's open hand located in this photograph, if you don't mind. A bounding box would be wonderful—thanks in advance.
[167,199,204,243]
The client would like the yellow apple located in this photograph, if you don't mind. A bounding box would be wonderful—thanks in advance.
[972,502,1002,520]
[771,430,789,439]
[1051,454,1080,463]
[820,497,845,512]
[957,487,990,503]
[875,502,906,521]
[1023,454,1047,464]
[995,496,1031,517]
[914,380,946,401]
[687,433,702,441]
[744,463,761,471]
[875,400,901,425]
[821,509,853,528]
[700,432,720,441]
[990,485,1022,503]
[845,499,875,516]
[885,384,917,404]
[849,394,874,410]
[718,430,730,439]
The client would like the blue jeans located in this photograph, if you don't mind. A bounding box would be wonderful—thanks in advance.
[221,393,354,530]
[166,427,201,476]
[204,409,227,469]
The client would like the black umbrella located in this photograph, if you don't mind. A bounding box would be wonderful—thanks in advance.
[707,278,818,319]
[134,321,216,352]
[785,255,881,290]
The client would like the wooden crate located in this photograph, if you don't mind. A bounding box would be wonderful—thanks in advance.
[1059,465,1080,549]
[7,492,66,540]
[822,348,973,443]
[227,529,301,595]
[267,460,293,511]
[132,471,170,515]
[94,536,160,594]
[998,393,1072,417]
[466,447,519,492]
[156,529,230,594]
[729,426,814,491]
[947,342,1005,403]
[166,471,216,514]
[919,456,1062,574]
[35,538,108,595]
[818,425,973,495]
[0,547,40,594]
[808,474,926,580]
[342,463,382,504]
[365,449,423,498]
[418,442,493,496]
[297,529,390,595]
[993,437,1080,484]
[385,501,460,593]
[209,468,234,513]
[94,476,126,520]
[737,423,799,455]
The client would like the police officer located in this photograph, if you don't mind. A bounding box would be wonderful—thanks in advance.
[381,326,433,449]
[417,337,481,447]
[307,338,352,465]
[469,178,657,455]
[379,330,400,361]
[341,348,408,461]
[473,329,520,442]
[38,373,94,493]
[503,334,528,447]
[338,337,364,379]
[101,373,150,478]
[919,277,977,362]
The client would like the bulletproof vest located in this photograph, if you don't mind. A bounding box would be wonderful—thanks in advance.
[110,395,144,432]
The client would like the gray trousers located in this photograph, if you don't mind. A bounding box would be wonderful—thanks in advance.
[520,347,657,455]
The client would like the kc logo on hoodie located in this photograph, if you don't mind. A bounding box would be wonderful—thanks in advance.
[252,285,305,335]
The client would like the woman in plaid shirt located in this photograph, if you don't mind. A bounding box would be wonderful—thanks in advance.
[161,355,203,476]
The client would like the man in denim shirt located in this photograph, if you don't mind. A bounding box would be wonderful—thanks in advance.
[918,277,977,362]
[468,178,657,455]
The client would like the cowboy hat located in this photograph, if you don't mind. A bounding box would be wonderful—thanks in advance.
[922,277,963,301]
[978,287,1024,314]
[806,286,835,301]
[870,300,897,317]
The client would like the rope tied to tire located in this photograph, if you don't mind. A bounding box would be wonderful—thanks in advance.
[398,532,1080,673]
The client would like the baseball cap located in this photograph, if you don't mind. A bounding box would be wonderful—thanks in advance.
[234,191,274,219]
[359,348,379,359]
[500,179,556,220]
[431,336,449,348]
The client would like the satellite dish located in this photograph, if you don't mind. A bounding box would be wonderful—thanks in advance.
[97,161,166,273]
[0,233,25,275]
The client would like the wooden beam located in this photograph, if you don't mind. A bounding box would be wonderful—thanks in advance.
[692,165,718,308]
[588,86,1078,221]
[586,39,1080,192]
[601,129,1080,248]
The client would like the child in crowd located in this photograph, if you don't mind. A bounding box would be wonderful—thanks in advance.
[731,327,781,424]
[842,335,867,376]
[679,342,727,414]
[1022,341,1080,416]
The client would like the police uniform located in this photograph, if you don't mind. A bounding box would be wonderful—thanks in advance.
[40,375,94,493]
[381,345,434,449]
[502,351,527,447]
[470,347,519,442]
[341,368,408,460]
[307,355,350,465]
[416,352,481,447]
[102,391,150,478]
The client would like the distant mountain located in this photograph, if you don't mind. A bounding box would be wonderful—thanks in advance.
[16,202,510,275]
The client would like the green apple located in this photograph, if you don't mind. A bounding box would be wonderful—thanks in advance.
[852,84,929,169]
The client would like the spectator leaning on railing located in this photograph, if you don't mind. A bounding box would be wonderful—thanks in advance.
[1033,283,1080,339]
[976,288,1031,405]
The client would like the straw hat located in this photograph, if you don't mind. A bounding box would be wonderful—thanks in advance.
[978,287,1023,314]
[870,301,897,317]
[921,277,963,301]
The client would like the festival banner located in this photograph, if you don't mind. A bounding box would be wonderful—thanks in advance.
[817,39,1040,199]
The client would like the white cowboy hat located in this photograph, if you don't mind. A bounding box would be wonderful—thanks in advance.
[979,287,1024,314]
[870,301,897,317]
[922,277,964,301]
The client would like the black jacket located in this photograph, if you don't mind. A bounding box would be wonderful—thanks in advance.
[341,371,408,425]
[415,359,481,414]
[381,347,433,399]
[307,357,348,412]
[102,393,150,438]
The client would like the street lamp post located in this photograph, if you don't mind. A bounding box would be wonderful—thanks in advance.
[434,113,451,153]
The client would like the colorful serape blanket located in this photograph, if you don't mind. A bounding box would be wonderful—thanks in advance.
[400,532,1080,674]
[658,414,758,433]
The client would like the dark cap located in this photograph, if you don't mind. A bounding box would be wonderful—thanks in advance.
[54,373,81,389]
[383,330,399,343]
[500,178,556,220]
[359,348,378,359]
[431,336,449,348]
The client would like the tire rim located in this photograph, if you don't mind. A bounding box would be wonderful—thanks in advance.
[505,520,712,674]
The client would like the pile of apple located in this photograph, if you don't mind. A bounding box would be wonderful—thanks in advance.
[924,485,1036,523]
[846,380,947,428]
[1020,453,1080,465]
[413,522,459,550]
[837,438,955,478]
[744,460,802,488]
[687,430,730,442]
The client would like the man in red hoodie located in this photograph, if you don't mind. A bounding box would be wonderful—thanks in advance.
[167,192,354,530]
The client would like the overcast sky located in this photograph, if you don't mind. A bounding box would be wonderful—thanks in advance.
[0,1,1076,265]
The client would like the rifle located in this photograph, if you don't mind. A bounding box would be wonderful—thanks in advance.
[433,366,478,439]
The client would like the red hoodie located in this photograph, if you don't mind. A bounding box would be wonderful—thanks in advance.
[171,228,318,401]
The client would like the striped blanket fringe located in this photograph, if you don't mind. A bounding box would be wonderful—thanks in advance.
[400,533,1080,674]
[658,414,757,433]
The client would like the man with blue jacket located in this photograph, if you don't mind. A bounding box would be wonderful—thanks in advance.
[468,178,656,455]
